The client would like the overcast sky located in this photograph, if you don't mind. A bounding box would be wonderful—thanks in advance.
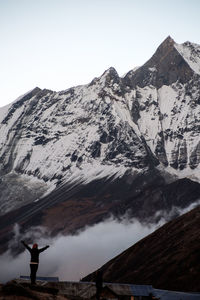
[0,0,200,108]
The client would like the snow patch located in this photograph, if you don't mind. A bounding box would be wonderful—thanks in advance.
[175,42,200,74]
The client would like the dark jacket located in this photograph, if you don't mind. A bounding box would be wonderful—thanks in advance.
[21,241,49,263]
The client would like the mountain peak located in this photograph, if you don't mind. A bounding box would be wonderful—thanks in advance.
[123,36,195,88]
[159,35,175,48]
[101,67,119,79]
[88,67,120,87]
[150,35,176,64]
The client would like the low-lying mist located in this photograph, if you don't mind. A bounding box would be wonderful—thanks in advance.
[0,218,160,283]
[1,201,198,284]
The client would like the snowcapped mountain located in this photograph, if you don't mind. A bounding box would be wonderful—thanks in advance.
[0,36,200,239]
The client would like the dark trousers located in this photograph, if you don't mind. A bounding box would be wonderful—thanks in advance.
[96,286,102,300]
[30,263,38,284]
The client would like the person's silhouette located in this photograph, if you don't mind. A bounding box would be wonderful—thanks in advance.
[95,270,103,300]
[21,240,49,284]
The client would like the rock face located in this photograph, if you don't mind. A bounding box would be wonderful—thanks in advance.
[123,36,195,88]
[83,205,200,293]
[0,37,200,243]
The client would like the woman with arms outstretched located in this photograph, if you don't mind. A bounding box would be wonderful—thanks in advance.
[21,240,49,284]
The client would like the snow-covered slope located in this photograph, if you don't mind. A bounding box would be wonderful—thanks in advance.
[123,36,200,179]
[0,36,200,215]
[175,41,200,75]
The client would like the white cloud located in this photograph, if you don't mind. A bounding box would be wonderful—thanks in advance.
[1,202,199,284]
[0,218,159,283]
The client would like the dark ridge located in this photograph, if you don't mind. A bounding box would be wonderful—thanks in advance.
[83,205,200,292]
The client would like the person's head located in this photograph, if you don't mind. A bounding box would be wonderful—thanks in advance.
[32,243,38,249]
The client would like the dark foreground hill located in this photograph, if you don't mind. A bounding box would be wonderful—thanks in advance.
[83,205,200,292]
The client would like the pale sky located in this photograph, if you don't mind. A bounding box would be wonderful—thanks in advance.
[0,0,200,108]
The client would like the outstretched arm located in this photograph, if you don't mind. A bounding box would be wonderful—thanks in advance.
[39,245,49,253]
[21,240,31,252]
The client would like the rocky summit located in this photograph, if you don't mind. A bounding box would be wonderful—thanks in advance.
[0,36,200,246]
